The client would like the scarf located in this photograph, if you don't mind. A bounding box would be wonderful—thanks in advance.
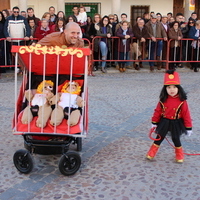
[122,29,127,45]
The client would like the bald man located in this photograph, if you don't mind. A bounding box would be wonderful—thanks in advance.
[37,22,84,47]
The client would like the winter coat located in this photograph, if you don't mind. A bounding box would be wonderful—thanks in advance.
[168,28,183,48]
[115,26,133,52]
[4,14,31,38]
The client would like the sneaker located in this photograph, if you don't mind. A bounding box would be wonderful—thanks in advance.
[126,65,133,69]
[134,64,140,70]
[101,67,107,73]
[178,64,183,68]
[17,68,20,74]
[119,68,123,72]
[150,66,154,72]
[93,66,98,71]
[157,65,161,70]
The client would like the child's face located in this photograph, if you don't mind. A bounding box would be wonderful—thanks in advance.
[29,20,35,27]
[58,20,64,27]
[80,8,84,13]
[166,85,178,97]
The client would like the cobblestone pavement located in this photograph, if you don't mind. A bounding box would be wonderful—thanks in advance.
[0,67,200,200]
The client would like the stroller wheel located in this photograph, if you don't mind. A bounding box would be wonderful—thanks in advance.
[76,137,82,151]
[58,151,81,176]
[13,149,33,174]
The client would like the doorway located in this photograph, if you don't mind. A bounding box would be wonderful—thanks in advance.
[0,0,10,10]
[195,0,200,18]
[173,0,184,16]
[130,5,149,27]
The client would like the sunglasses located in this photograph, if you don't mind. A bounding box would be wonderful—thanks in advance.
[109,18,114,20]
[13,11,19,13]
[189,22,194,24]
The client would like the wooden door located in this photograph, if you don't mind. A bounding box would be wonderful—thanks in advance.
[0,0,10,10]
[131,6,149,27]
[195,0,200,19]
[173,0,184,16]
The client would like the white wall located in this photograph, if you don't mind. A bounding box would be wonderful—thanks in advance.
[133,0,173,15]
[119,0,173,20]
[11,0,58,18]
[11,0,173,21]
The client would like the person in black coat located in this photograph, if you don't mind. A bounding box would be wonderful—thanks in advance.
[0,11,6,73]
[188,20,200,72]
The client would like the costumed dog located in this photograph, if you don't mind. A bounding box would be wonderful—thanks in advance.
[21,80,54,128]
[50,81,84,126]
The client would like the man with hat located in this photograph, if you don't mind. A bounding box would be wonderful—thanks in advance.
[161,15,170,69]
[145,14,168,71]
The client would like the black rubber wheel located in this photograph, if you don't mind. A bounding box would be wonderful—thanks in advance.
[76,137,82,151]
[58,151,81,176]
[13,149,33,174]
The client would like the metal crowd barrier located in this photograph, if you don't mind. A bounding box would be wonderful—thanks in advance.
[1,37,200,75]
[167,38,200,64]
[0,38,91,75]
[0,38,38,75]
[91,36,200,71]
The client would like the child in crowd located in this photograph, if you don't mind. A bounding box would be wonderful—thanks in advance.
[77,6,87,24]
[77,6,87,36]
[27,19,37,45]
[51,18,65,32]
[146,70,192,163]
[34,18,52,40]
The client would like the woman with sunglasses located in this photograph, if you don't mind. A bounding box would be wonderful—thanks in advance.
[187,19,195,33]
[0,11,6,73]
[96,15,113,73]
[185,19,195,67]
[188,20,200,72]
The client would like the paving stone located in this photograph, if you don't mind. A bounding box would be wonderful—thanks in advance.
[0,188,21,200]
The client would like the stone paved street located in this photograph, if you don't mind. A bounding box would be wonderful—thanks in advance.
[0,67,200,200]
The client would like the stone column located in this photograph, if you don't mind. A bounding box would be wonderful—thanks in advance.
[111,0,121,16]
[18,0,27,12]
[184,0,195,20]
[57,0,65,12]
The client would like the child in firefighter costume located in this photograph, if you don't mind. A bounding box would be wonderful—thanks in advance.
[146,70,192,163]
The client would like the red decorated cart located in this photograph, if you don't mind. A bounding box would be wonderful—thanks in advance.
[12,44,90,175]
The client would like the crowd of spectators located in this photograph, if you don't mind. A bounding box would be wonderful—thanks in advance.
[0,5,200,73]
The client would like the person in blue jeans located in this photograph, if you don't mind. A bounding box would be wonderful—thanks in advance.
[149,40,163,68]
[188,19,200,72]
[96,15,112,73]
[116,21,133,72]
[145,14,167,71]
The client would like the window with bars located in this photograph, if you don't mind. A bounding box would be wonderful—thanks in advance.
[65,3,100,19]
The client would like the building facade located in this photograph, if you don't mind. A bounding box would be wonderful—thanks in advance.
[0,0,199,25]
